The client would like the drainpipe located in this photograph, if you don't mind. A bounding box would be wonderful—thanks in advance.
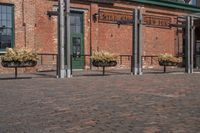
[22,0,27,47]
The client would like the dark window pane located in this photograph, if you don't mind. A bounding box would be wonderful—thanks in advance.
[6,6,12,14]
[1,28,7,35]
[70,13,82,34]
[7,21,11,27]
[75,16,81,25]
[0,5,13,50]
[70,25,76,33]
[1,6,6,13]
[6,29,11,35]
[2,21,6,27]
[76,26,81,33]
[7,13,11,20]
[2,13,6,20]
[72,37,81,56]
[0,34,11,49]
[70,16,76,25]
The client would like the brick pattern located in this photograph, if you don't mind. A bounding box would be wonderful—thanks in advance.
[0,0,189,73]
[0,73,200,132]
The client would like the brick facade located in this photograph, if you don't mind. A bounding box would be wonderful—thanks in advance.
[0,0,194,73]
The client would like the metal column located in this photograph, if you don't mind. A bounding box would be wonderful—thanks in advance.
[57,6,60,78]
[65,0,71,78]
[185,16,191,73]
[138,9,143,75]
[132,9,138,75]
[190,16,195,74]
[58,0,66,78]
[132,9,143,75]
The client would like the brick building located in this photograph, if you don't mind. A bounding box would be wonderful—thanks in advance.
[0,0,200,73]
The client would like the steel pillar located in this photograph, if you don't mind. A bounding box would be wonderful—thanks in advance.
[190,16,195,73]
[58,0,66,78]
[57,7,60,78]
[132,9,143,75]
[185,16,191,73]
[138,9,143,75]
[185,16,195,74]
[65,0,71,78]
[132,9,138,75]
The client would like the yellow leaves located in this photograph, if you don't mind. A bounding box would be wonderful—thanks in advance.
[91,51,118,62]
[1,48,39,62]
[158,53,181,63]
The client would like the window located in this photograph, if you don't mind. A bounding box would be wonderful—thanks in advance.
[0,4,14,51]
[70,13,82,34]
[191,0,197,5]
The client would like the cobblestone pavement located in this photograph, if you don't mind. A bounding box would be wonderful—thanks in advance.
[0,72,200,133]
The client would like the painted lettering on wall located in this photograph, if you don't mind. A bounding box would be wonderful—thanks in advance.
[143,14,172,28]
[98,9,172,28]
[98,9,133,24]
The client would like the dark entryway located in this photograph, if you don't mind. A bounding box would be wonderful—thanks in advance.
[194,26,200,68]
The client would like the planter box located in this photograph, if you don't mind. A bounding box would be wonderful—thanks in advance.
[1,60,37,78]
[92,60,117,67]
[1,60,37,68]
[159,61,178,66]
[92,60,117,75]
[159,61,178,73]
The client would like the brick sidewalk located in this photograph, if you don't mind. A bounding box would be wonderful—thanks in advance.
[0,73,200,133]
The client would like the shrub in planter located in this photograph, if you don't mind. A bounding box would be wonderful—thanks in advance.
[1,48,39,67]
[158,54,181,66]
[91,51,118,67]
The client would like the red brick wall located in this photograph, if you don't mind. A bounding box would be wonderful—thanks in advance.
[35,0,57,53]
[0,0,190,73]
[0,0,57,73]
[0,0,37,73]
[88,1,187,68]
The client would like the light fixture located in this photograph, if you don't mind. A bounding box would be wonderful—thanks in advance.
[93,13,99,21]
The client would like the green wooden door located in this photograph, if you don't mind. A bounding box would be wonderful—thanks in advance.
[70,12,84,69]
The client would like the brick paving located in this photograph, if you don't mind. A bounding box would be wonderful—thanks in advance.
[0,71,200,133]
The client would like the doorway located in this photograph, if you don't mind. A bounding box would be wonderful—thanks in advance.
[70,12,84,69]
[194,27,200,68]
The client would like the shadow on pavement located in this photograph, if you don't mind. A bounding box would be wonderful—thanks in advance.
[34,73,57,78]
[0,77,32,80]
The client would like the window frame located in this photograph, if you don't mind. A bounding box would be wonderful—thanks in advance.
[0,3,14,52]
